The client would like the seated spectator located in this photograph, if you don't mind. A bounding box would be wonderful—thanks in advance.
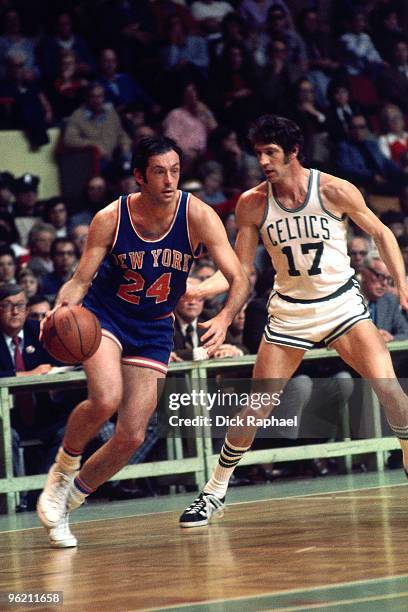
[62,83,132,172]
[257,6,307,74]
[207,126,261,196]
[0,8,40,81]
[196,161,226,206]
[17,268,41,299]
[339,9,384,76]
[163,80,217,175]
[377,38,408,114]
[0,171,14,215]
[297,7,341,108]
[360,252,408,342]
[289,77,329,168]
[333,114,408,196]
[0,284,69,482]
[258,38,299,116]
[378,103,408,170]
[38,12,95,83]
[0,50,52,148]
[68,175,109,231]
[0,245,16,284]
[26,294,51,321]
[371,5,404,62]
[41,237,77,303]
[42,197,68,238]
[161,14,209,79]
[348,235,370,278]
[380,210,405,240]
[191,0,234,39]
[239,0,290,34]
[27,223,56,278]
[326,79,363,142]
[48,49,88,121]
[97,48,156,114]
[108,160,138,199]
[69,223,89,256]
[11,173,41,248]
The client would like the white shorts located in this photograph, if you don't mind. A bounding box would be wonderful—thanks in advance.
[264,278,370,350]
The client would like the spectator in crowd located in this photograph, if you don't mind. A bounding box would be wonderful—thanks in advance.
[48,49,88,121]
[163,80,217,175]
[212,13,248,62]
[339,9,384,76]
[348,235,370,276]
[69,223,89,256]
[161,14,209,79]
[27,223,56,278]
[297,7,341,108]
[26,294,51,321]
[0,171,14,215]
[239,0,290,34]
[377,38,408,114]
[360,252,408,342]
[371,6,404,61]
[333,114,408,196]
[289,77,329,168]
[0,8,39,81]
[38,12,95,83]
[207,125,261,196]
[0,284,68,487]
[42,197,68,238]
[326,79,363,142]
[62,83,132,172]
[0,245,16,284]
[97,48,156,114]
[259,6,307,74]
[41,238,77,303]
[108,160,138,199]
[197,161,226,206]
[151,0,196,41]
[378,103,408,170]
[0,51,52,148]
[12,174,41,243]
[190,0,234,39]
[68,175,109,231]
[380,211,406,240]
[259,38,298,116]
[17,268,41,299]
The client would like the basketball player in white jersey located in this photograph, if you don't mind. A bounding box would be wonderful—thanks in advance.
[179,114,408,527]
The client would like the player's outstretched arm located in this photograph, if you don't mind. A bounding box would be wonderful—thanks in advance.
[56,203,117,306]
[189,197,251,353]
[325,178,408,309]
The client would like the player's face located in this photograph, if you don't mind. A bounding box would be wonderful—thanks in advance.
[139,151,181,205]
[254,143,293,183]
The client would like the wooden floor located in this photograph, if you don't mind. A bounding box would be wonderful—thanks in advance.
[1,475,408,611]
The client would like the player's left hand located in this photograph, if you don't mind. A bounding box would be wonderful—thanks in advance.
[198,313,230,356]
[398,283,408,311]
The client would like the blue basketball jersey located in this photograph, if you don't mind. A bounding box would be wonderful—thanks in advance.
[86,191,197,320]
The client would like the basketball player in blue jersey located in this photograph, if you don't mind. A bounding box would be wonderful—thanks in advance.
[180,114,408,527]
[36,136,249,547]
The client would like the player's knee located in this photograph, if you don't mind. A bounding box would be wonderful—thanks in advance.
[90,392,121,420]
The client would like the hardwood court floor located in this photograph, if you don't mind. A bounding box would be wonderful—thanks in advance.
[0,473,408,611]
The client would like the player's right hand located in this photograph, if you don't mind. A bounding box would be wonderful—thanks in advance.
[39,301,68,340]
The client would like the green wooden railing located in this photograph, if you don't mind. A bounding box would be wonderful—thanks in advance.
[0,341,407,513]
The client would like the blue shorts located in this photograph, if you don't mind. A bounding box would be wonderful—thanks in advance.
[83,293,174,374]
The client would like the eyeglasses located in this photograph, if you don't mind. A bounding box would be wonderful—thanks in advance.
[350,250,368,256]
[0,302,26,312]
[367,267,394,285]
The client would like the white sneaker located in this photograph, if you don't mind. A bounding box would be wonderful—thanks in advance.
[37,464,75,528]
[48,513,77,549]
[67,486,86,513]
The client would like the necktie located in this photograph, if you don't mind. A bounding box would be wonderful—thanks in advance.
[12,336,35,426]
[185,323,195,349]
[12,336,25,371]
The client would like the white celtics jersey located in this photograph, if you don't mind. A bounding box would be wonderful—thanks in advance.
[259,169,354,301]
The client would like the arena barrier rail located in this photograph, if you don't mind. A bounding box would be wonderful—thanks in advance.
[0,341,407,513]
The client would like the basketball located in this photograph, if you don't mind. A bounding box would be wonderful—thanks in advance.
[42,305,102,365]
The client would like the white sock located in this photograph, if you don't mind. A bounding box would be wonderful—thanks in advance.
[55,446,81,475]
[204,438,250,499]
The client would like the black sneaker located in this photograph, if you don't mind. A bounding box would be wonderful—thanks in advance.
[179,492,225,528]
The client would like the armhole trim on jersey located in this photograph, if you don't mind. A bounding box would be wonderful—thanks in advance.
[186,192,202,258]
[258,184,270,230]
[317,172,346,222]
[109,196,122,253]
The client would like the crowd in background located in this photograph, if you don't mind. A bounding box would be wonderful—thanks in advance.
[1,0,408,502]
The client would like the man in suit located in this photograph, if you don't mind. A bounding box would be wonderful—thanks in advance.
[360,254,408,342]
[333,114,408,196]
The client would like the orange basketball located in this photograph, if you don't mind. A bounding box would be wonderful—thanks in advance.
[42,305,102,365]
